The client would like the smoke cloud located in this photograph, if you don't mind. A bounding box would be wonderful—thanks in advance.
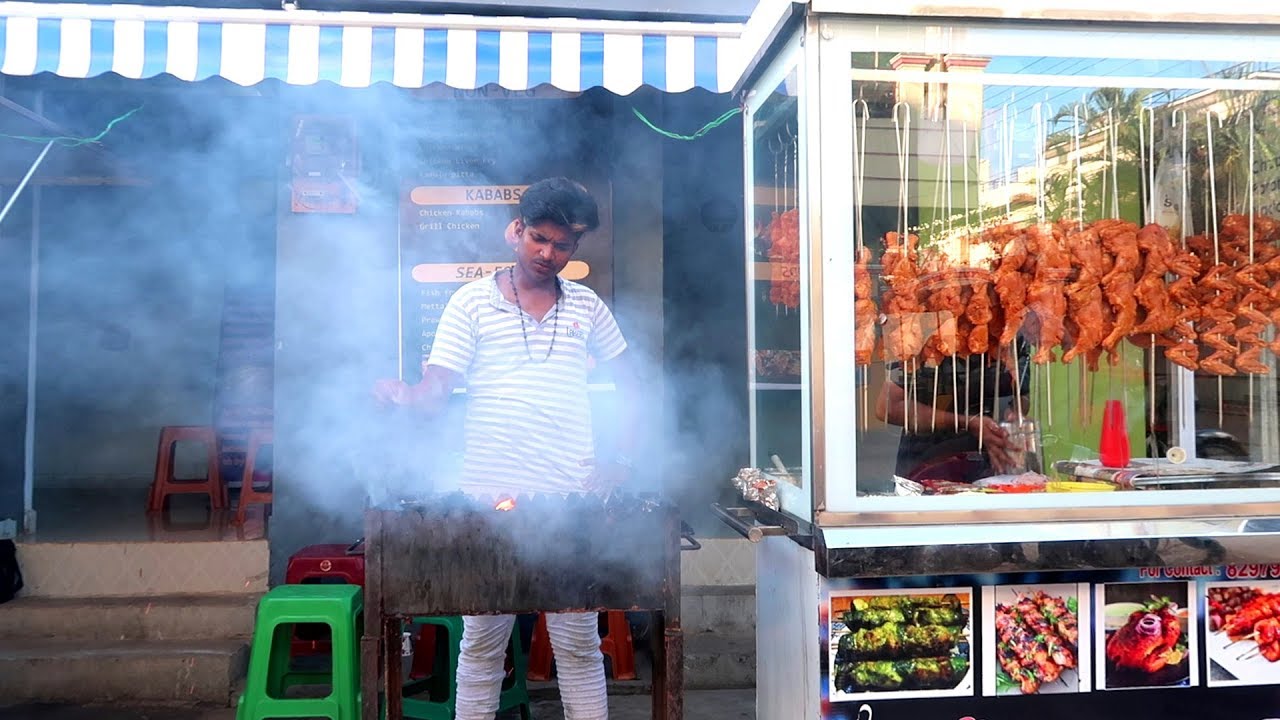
[6,73,746,578]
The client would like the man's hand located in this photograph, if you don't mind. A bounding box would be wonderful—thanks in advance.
[373,378,413,407]
[966,415,1017,473]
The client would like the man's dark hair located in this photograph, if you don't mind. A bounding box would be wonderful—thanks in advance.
[519,178,599,235]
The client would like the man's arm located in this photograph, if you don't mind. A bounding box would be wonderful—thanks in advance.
[414,364,465,413]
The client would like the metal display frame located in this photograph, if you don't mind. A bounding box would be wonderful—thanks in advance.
[734,2,1280,546]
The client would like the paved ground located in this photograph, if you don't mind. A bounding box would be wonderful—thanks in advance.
[0,689,755,720]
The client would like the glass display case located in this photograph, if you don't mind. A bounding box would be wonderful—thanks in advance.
[742,5,1280,529]
[732,7,1280,720]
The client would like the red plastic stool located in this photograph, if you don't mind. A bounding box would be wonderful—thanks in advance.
[233,428,274,526]
[283,542,438,676]
[527,611,636,681]
[147,425,226,512]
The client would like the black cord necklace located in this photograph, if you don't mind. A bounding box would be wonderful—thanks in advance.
[508,267,560,363]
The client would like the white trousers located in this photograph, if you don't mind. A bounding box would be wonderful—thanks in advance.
[455,612,608,720]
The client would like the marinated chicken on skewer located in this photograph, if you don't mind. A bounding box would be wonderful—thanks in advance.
[994,231,1032,348]
[1200,264,1237,294]
[854,246,878,366]
[855,299,879,366]
[965,279,994,356]
[1236,346,1270,375]
[1166,247,1202,279]
[1061,225,1108,366]
[882,232,926,362]
[1132,225,1176,335]
[1135,223,1175,276]
[1025,224,1070,363]
[1013,594,1077,669]
[1033,591,1079,647]
[1098,221,1141,286]
[1093,221,1141,353]
[994,606,1062,684]
[1101,272,1138,352]
[923,279,965,365]
[768,208,801,309]
[1224,594,1280,638]
[1133,273,1175,335]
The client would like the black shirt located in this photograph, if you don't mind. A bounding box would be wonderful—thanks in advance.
[887,345,1029,482]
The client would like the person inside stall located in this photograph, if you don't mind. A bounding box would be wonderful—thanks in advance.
[374,178,637,720]
[874,338,1031,484]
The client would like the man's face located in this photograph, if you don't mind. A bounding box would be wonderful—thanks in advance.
[510,219,579,282]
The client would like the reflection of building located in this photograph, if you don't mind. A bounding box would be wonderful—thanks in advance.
[889,53,992,128]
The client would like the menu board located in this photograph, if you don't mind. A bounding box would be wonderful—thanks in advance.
[820,563,1280,720]
[399,163,613,383]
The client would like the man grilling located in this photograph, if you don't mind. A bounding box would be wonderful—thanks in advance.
[374,177,634,720]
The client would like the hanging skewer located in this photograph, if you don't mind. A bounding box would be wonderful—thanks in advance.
[768,134,782,318]
[1140,104,1158,452]
[1246,108,1257,422]
[853,99,870,432]
[958,115,969,434]
[1207,109,1225,428]
[945,106,959,433]
[1171,108,1190,454]
[1034,101,1052,428]
[893,101,920,433]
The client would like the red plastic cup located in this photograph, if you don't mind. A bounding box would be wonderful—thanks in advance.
[1099,399,1131,468]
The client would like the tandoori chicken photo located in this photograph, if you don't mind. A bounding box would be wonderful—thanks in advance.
[1102,587,1191,689]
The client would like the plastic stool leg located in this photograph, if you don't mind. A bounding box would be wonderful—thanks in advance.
[526,613,554,681]
[600,611,637,681]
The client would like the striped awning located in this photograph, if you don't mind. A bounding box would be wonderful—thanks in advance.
[0,2,744,94]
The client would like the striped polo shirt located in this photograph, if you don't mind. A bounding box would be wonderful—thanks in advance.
[426,272,628,496]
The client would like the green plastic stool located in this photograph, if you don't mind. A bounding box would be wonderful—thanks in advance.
[401,616,532,720]
[236,584,364,720]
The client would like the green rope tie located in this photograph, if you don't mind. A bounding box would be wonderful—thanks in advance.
[0,106,142,147]
[631,105,741,141]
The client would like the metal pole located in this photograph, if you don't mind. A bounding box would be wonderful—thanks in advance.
[23,183,40,534]
[3,140,55,535]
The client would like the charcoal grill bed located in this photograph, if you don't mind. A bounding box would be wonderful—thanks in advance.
[361,494,684,720]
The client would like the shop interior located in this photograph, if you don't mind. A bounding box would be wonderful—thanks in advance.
[0,69,751,576]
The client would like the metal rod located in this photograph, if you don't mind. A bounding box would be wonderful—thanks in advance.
[1140,105,1156,438]
[0,141,53,229]
[978,355,985,449]
[1109,109,1120,219]
[1248,108,1256,423]
[1074,103,1086,229]
[1002,104,1014,220]
[932,361,941,431]
[1207,109,1224,426]
[853,99,869,433]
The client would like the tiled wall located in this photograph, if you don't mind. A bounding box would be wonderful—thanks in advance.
[681,537,757,587]
[681,538,757,636]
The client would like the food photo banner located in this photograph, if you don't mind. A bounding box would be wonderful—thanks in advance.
[819,564,1280,720]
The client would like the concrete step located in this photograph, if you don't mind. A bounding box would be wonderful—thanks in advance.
[0,639,249,706]
[0,594,261,642]
[15,539,269,598]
